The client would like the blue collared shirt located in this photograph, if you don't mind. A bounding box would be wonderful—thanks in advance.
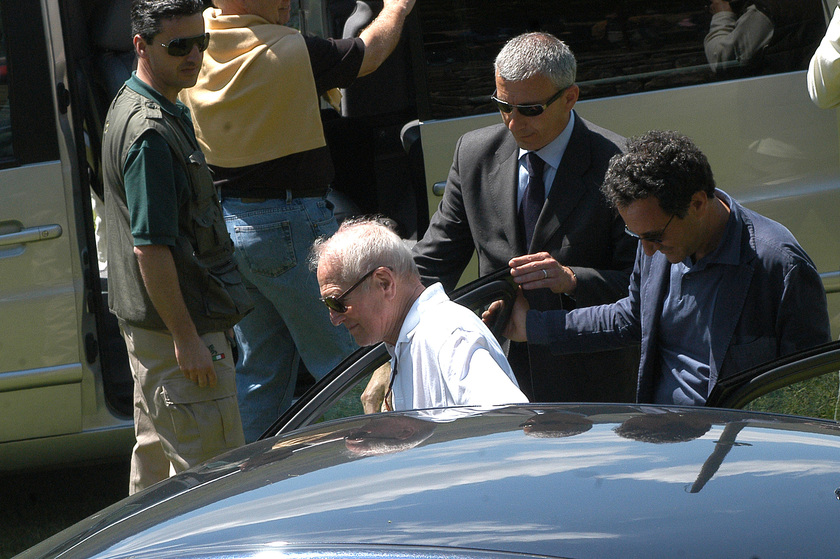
[655,198,741,405]
[516,111,575,209]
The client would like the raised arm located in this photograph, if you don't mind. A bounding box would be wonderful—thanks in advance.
[357,0,416,77]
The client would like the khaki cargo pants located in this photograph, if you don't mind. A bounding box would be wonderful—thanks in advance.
[121,324,245,494]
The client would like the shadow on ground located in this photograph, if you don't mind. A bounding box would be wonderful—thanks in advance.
[0,459,130,558]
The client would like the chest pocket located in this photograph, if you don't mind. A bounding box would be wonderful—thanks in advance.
[187,149,232,266]
[184,149,252,319]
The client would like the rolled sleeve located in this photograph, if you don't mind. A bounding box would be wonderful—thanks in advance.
[304,36,365,94]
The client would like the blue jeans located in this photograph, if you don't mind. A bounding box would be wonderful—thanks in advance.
[223,194,357,442]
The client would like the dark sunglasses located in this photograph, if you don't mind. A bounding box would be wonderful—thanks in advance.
[490,87,567,117]
[320,267,380,313]
[625,214,675,244]
[160,33,210,56]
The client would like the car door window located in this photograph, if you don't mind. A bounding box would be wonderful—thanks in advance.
[742,370,840,421]
[319,371,375,422]
[707,342,840,421]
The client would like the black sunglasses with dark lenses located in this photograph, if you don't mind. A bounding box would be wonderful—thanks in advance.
[625,214,675,244]
[160,33,210,56]
[320,267,380,313]
[490,87,567,117]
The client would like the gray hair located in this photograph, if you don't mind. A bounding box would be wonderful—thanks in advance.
[494,32,577,91]
[309,217,418,285]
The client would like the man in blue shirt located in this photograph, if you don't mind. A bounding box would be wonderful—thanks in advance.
[498,130,830,404]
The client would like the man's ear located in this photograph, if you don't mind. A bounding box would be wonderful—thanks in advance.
[689,190,710,216]
[374,267,397,299]
[134,34,149,59]
[563,84,580,110]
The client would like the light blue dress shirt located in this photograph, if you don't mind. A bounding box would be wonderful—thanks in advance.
[516,111,576,210]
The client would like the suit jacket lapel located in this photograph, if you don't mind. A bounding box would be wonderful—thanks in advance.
[638,253,670,403]
[530,114,590,252]
[707,218,755,394]
[487,135,524,253]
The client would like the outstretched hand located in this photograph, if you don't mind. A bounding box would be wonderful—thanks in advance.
[482,290,530,342]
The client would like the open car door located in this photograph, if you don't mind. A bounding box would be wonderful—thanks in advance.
[707,340,840,421]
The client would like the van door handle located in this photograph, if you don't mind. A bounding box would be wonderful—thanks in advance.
[433,181,447,197]
[0,224,63,247]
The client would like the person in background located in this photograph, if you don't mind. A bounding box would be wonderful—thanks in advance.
[312,218,528,412]
[179,0,416,442]
[102,0,252,494]
[498,130,830,405]
[704,0,824,74]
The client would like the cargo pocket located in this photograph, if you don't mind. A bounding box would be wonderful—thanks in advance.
[205,262,252,319]
[158,367,242,463]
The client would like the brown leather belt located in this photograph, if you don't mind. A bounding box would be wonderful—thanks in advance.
[226,188,329,203]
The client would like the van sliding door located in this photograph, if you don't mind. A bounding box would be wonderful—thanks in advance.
[0,0,84,443]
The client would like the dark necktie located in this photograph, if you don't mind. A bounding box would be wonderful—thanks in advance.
[520,151,546,250]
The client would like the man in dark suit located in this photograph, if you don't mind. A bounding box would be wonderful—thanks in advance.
[412,32,639,403]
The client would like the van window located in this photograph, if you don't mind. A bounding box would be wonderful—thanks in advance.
[416,0,826,121]
[0,4,11,160]
[0,0,58,167]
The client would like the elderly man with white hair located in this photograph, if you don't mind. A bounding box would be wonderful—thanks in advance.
[311,218,527,412]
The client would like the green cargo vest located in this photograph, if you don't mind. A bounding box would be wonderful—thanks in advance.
[102,84,252,334]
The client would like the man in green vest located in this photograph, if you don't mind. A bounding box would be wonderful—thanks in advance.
[102,0,252,495]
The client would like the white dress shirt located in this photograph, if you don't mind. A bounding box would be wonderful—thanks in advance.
[386,283,528,411]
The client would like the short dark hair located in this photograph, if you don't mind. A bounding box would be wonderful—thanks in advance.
[601,130,716,218]
[131,0,205,42]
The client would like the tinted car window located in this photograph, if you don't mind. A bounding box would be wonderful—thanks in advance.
[416,0,826,120]
[0,0,58,166]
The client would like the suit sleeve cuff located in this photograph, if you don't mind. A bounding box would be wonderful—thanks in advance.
[526,308,568,346]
